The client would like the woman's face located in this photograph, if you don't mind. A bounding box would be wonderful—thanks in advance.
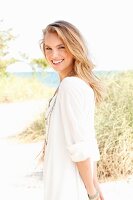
[44,32,74,78]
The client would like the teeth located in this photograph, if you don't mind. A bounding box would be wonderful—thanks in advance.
[52,60,63,64]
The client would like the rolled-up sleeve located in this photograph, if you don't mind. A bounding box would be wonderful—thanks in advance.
[58,79,100,162]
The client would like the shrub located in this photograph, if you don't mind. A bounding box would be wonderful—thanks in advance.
[95,71,133,181]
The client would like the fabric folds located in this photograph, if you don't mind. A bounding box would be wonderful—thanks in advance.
[58,78,100,162]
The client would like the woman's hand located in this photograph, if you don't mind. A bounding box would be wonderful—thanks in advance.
[98,191,104,200]
[88,189,104,200]
[95,185,104,200]
[93,162,104,200]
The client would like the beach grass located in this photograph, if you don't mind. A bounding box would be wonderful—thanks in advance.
[0,74,55,103]
[95,70,133,181]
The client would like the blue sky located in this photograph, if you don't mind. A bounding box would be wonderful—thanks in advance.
[0,0,133,70]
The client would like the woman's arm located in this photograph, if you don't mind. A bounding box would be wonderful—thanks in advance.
[76,160,104,200]
[76,159,99,198]
[93,162,104,200]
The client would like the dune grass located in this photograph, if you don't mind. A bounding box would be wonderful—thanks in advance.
[8,112,46,143]
[95,71,133,181]
[0,74,54,103]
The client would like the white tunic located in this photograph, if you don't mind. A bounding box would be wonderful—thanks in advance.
[43,77,100,200]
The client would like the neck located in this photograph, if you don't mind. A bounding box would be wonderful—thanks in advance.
[59,70,76,82]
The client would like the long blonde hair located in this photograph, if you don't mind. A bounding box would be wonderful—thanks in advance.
[40,20,104,104]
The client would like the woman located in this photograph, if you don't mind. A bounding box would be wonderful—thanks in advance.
[40,20,104,200]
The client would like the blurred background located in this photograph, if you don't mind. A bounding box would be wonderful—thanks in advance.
[0,0,133,199]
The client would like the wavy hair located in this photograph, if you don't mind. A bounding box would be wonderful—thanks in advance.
[40,20,104,104]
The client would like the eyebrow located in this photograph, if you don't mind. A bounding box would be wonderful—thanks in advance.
[44,44,64,48]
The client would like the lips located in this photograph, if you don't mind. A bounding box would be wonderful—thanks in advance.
[52,59,64,64]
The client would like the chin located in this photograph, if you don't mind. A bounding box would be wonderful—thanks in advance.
[52,66,64,72]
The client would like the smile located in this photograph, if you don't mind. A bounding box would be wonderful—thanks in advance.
[52,59,64,64]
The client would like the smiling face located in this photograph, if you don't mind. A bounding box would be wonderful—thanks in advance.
[44,31,75,80]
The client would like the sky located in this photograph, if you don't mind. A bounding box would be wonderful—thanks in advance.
[0,0,133,71]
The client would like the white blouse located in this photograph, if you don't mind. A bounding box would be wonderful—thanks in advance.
[43,76,100,200]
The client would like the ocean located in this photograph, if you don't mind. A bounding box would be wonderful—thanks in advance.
[10,70,122,88]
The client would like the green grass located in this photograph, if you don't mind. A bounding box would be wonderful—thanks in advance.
[0,74,54,103]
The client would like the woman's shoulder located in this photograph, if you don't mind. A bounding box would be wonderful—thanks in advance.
[58,76,95,103]
[59,76,93,94]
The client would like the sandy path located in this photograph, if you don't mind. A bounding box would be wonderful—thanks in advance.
[0,100,46,199]
[0,140,43,200]
[0,139,133,200]
[0,100,47,137]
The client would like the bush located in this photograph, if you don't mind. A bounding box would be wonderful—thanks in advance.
[95,71,133,181]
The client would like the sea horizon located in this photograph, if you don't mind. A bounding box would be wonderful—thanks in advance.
[8,69,133,88]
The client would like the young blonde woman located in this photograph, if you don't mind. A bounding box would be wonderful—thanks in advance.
[40,20,104,200]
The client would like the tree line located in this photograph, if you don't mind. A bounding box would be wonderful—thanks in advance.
[0,20,48,74]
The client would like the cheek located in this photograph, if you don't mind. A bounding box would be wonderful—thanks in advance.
[45,52,51,61]
[67,54,74,63]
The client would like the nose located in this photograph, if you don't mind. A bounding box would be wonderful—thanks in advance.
[51,49,59,58]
